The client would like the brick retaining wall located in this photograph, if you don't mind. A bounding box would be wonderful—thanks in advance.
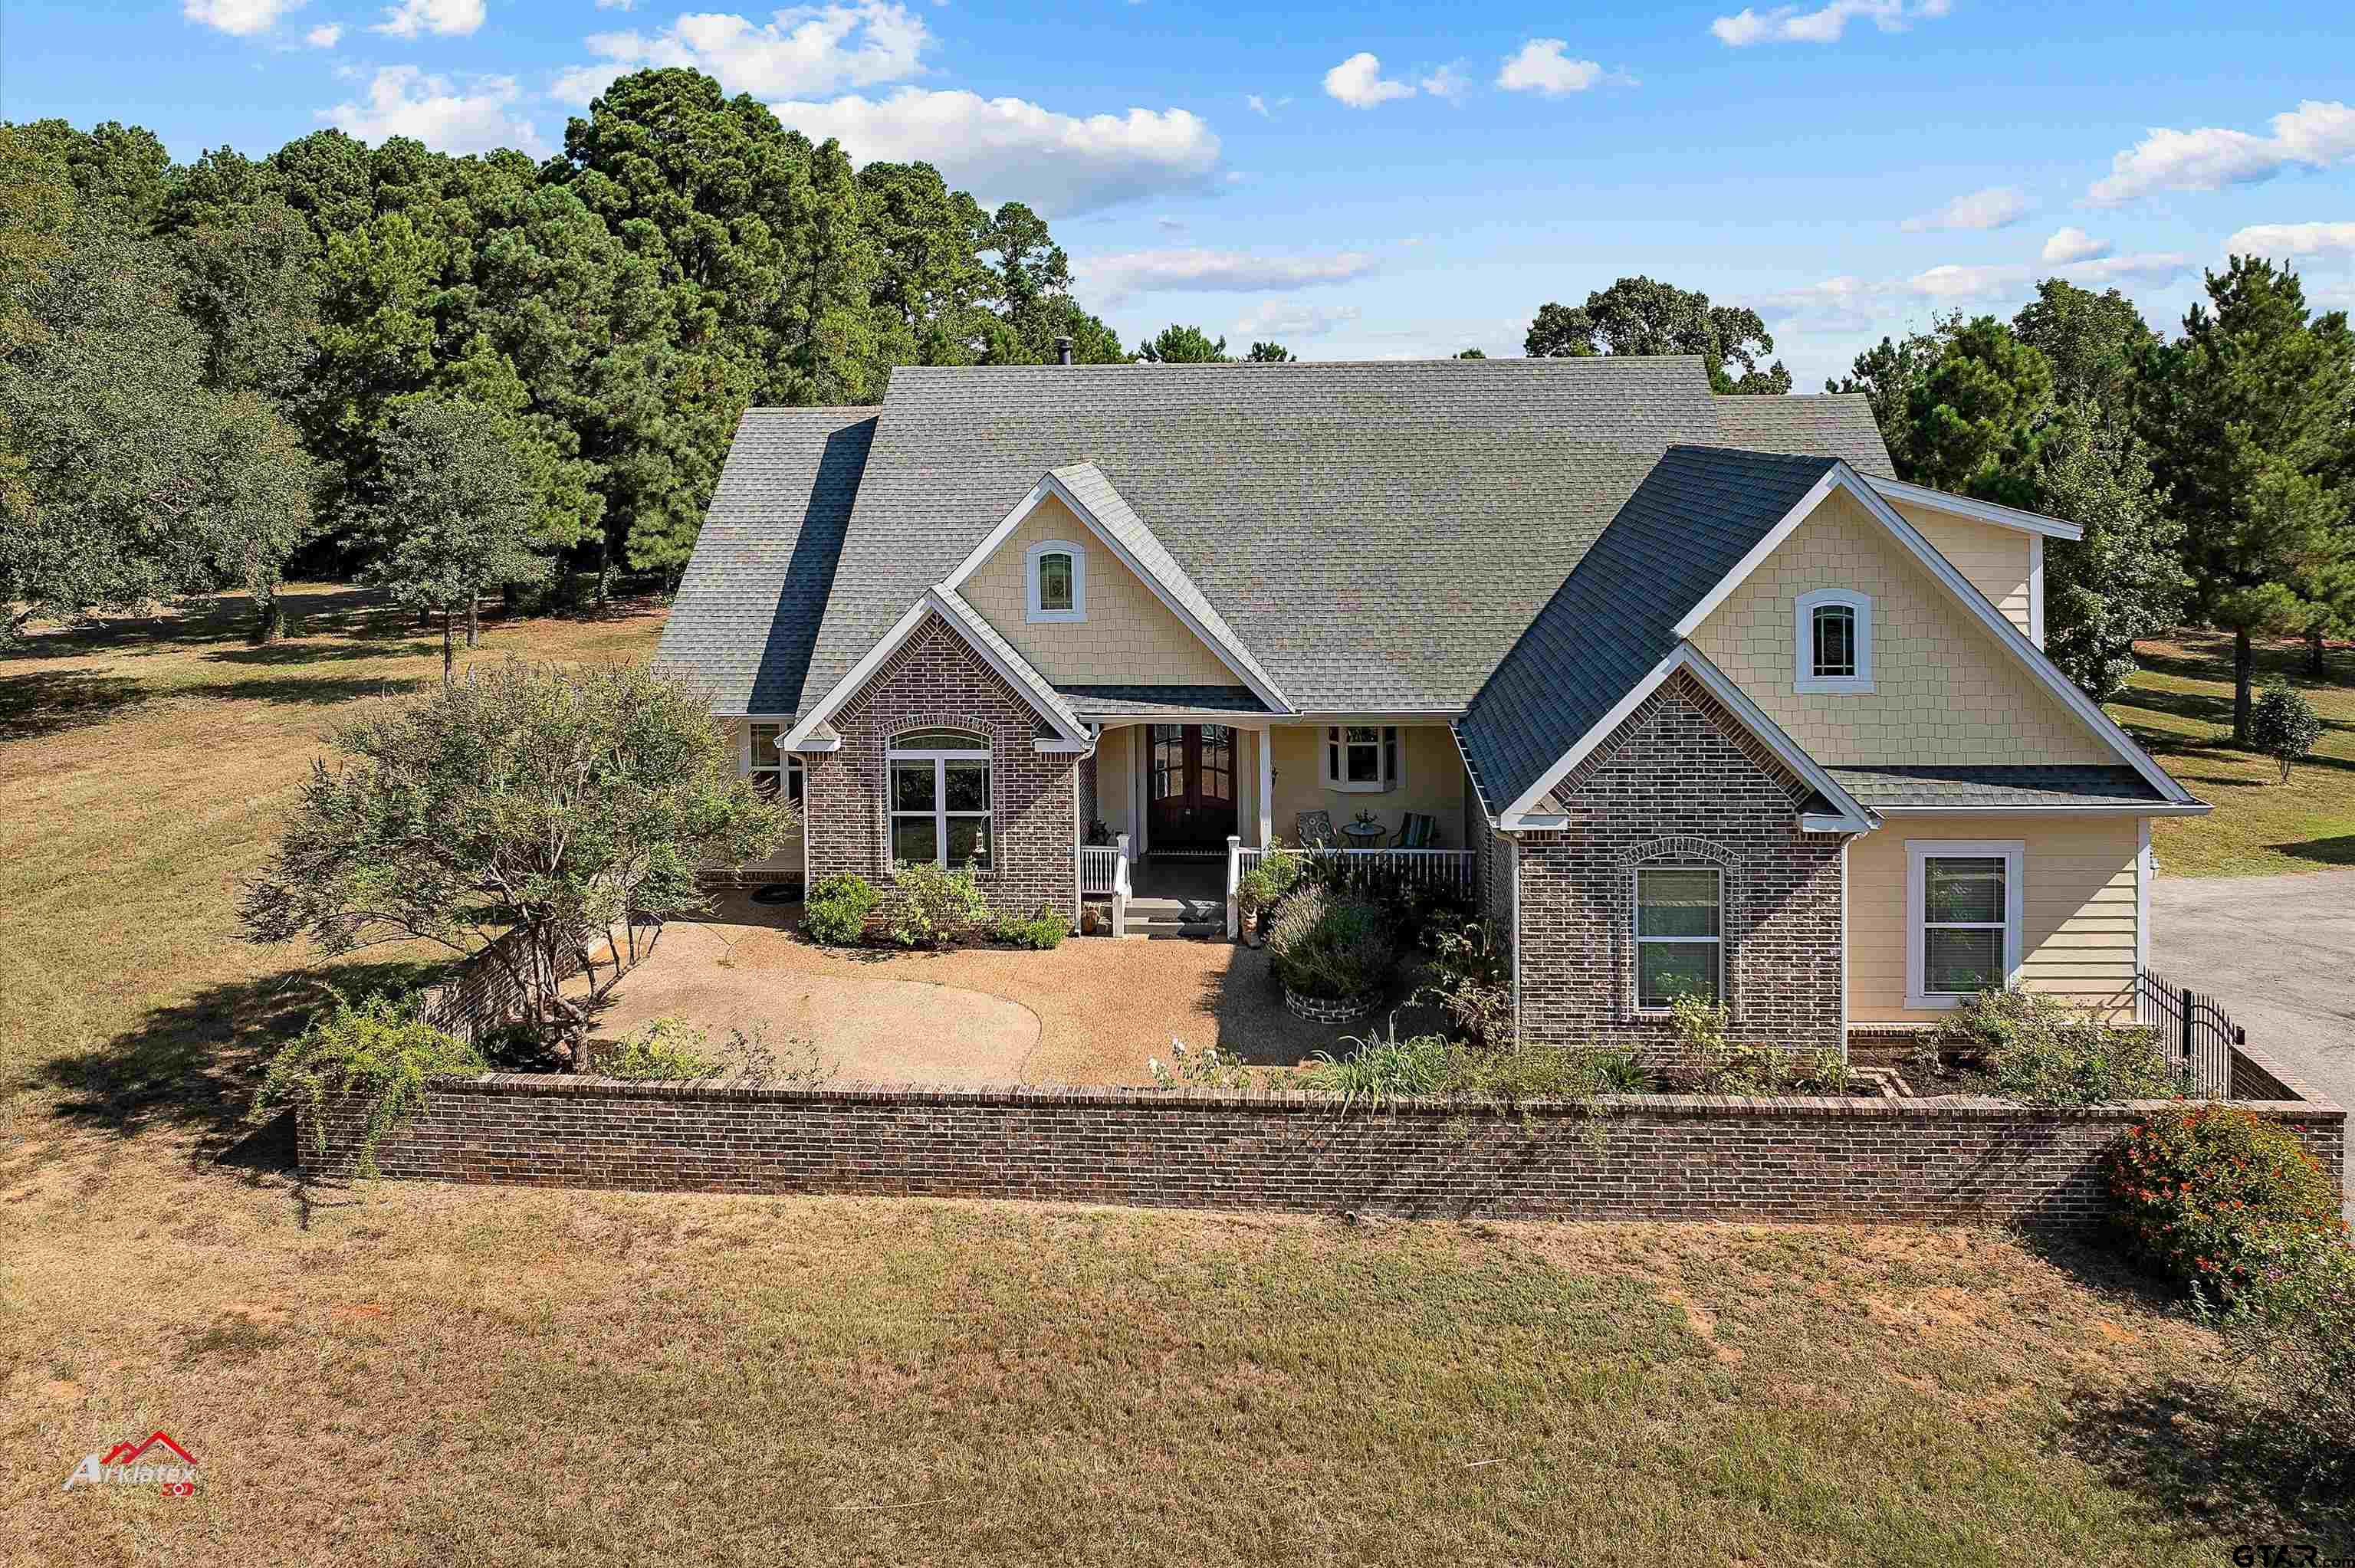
[296,1056,2343,1230]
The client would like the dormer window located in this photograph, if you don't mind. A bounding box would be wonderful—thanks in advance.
[1794,588,1873,694]
[1026,540,1086,622]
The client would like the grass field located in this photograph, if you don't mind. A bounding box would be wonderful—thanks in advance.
[2108,631,2355,877]
[3,592,2347,1563]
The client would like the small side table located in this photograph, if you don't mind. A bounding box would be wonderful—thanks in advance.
[1339,821,1386,848]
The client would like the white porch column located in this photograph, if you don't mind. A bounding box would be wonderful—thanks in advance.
[1226,834,1243,940]
[1256,725,1274,847]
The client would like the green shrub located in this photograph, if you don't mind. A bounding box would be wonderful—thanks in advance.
[1660,995,1849,1094]
[800,873,876,945]
[592,1016,721,1080]
[1264,885,1397,1002]
[991,907,1069,950]
[1236,848,1306,922]
[1298,1022,1651,1113]
[2100,1104,2347,1296]
[2250,687,2324,784]
[1933,988,2179,1105]
[1415,919,1516,1046]
[888,860,988,947]
[2215,1231,2355,1483]
[259,991,487,1177]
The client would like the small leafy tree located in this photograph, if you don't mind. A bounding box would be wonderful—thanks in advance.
[2249,687,2324,784]
[361,394,550,685]
[260,991,487,1178]
[240,660,793,1070]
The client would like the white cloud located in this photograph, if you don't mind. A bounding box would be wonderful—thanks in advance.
[2041,226,2110,263]
[2087,100,2355,206]
[1762,249,2192,329]
[304,21,340,45]
[1246,93,1267,116]
[1900,185,2030,233]
[770,89,1220,217]
[323,66,545,156]
[571,3,928,98]
[1243,93,1292,117]
[2225,220,2355,259]
[1155,216,1186,233]
[1231,299,1361,340]
[1323,52,1414,110]
[595,0,632,8]
[183,0,304,37]
[1419,64,1470,103]
[1496,38,1604,95]
[373,0,483,38]
[1072,247,1378,305]
[1711,0,1950,47]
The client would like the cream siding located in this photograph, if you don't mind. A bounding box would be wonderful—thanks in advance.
[1690,487,2110,766]
[958,494,1238,687]
[723,717,806,876]
[1848,814,2143,1023]
[1890,502,2036,638]
[1268,724,1467,847]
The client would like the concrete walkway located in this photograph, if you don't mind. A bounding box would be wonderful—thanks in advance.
[2154,868,2354,1208]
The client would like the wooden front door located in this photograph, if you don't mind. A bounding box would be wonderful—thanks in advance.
[1146,724,1237,851]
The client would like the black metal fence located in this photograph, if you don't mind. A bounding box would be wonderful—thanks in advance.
[2135,966,2245,1097]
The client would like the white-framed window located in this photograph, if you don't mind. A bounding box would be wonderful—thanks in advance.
[1904,840,2024,1009]
[1320,725,1401,792]
[1634,865,1723,1010]
[887,727,992,871]
[746,723,803,807]
[1025,540,1086,622]
[1794,588,1874,694]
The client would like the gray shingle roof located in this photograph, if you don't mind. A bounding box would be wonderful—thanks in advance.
[1713,394,1894,478]
[796,356,1729,717]
[652,407,877,713]
[1056,684,1269,717]
[1825,765,2171,809]
[1456,446,1841,815]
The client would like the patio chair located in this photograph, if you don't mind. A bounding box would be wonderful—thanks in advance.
[1294,809,1335,848]
[1391,812,1440,849]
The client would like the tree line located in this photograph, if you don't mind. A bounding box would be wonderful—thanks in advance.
[0,67,1127,651]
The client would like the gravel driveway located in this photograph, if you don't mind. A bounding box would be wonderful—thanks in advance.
[2154,867,2353,1207]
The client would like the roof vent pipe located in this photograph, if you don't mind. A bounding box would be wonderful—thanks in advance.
[1055,336,1074,366]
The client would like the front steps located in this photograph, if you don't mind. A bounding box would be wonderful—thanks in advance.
[1122,895,1224,940]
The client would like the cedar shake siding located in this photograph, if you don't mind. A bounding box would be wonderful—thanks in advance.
[1514,669,1846,1061]
[800,612,1079,926]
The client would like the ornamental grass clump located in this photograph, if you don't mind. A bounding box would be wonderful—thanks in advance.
[2100,1103,2347,1297]
[1264,885,1396,1003]
[260,991,487,1177]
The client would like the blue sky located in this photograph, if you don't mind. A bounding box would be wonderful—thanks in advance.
[10,0,2355,385]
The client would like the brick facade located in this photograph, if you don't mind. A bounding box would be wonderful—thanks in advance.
[800,612,1080,926]
[295,1071,2344,1232]
[1513,670,1847,1061]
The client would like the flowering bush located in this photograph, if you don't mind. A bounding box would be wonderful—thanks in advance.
[2100,1104,2346,1296]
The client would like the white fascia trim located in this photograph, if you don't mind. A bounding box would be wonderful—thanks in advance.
[1496,642,1877,833]
[1677,463,2194,807]
[1076,710,1273,726]
[941,471,1293,714]
[1868,802,2210,818]
[777,593,1091,752]
[1870,477,2084,541]
[712,710,799,721]
[2028,535,2046,648]
[1033,739,1094,755]
[1289,708,1468,720]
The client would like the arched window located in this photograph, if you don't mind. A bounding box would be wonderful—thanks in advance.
[1794,588,1874,694]
[1026,540,1086,622]
[887,727,991,871]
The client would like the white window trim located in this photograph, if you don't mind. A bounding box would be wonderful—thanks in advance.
[1632,864,1725,1014]
[885,737,994,874]
[1319,724,1402,794]
[1024,539,1086,623]
[1904,839,2024,1009]
[1794,587,1874,694]
[744,724,803,806]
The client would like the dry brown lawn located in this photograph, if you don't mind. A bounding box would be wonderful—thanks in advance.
[4,591,2347,1565]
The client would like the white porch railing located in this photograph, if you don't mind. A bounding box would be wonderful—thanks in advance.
[1080,835,1133,937]
[1225,838,1477,938]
